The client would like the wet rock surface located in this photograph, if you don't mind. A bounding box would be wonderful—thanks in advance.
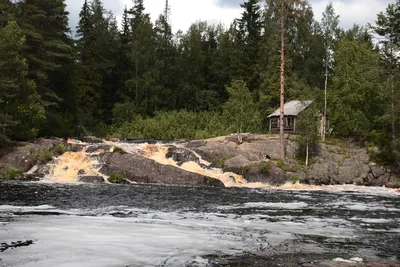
[78,176,105,183]
[165,146,200,166]
[99,152,224,187]
[0,135,399,188]
[188,135,399,187]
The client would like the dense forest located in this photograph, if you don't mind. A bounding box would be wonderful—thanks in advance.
[0,0,399,162]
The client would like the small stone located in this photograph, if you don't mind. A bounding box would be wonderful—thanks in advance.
[350,257,363,262]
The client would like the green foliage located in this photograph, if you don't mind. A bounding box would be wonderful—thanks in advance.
[241,166,250,175]
[212,158,227,168]
[54,144,67,155]
[112,146,126,154]
[290,176,300,184]
[259,162,272,174]
[294,104,320,161]
[110,110,228,140]
[222,80,262,134]
[275,159,286,170]
[108,173,126,184]
[329,32,385,137]
[37,151,54,164]
[0,168,24,181]
[0,21,45,141]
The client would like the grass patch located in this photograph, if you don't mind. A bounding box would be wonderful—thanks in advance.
[241,166,249,175]
[212,157,227,168]
[53,144,67,155]
[275,159,285,170]
[113,146,126,154]
[37,151,54,164]
[290,176,300,184]
[0,168,24,181]
[108,173,126,184]
[259,161,272,173]
[324,138,346,147]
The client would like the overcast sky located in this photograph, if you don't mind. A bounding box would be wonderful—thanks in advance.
[65,0,395,35]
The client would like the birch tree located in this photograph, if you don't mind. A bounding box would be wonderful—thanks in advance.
[321,3,339,140]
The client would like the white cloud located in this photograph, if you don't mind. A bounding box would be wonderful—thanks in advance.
[120,0,242,32]
[312,0,394,29]
[66,0,395,34]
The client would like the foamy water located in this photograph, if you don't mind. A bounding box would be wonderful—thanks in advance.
[49,139,400,196]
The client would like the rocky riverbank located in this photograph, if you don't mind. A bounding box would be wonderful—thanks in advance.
[0,134,399,188]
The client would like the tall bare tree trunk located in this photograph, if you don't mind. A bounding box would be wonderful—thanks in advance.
[392,74,395,141]
[323,63,328,141]
[390,44,396,141]
[279,0,286,160]
[135,59,139,105]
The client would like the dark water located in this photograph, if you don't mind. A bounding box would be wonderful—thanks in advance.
[0,182,399,266]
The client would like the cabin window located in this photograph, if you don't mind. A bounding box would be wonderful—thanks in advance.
[286,117,294,127]
[271,118,279,128]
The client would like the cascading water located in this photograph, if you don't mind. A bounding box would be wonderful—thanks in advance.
[37,139,400,195]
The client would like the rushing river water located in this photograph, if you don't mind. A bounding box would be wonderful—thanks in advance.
[0,182,399,267]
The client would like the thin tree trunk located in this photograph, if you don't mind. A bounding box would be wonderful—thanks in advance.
[135,59,139,105]
[279,0,286,160]
[323,63,328,141]
[306,143,309,166]
[392,74,395,141]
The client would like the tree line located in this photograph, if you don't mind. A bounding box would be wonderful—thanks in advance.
[0,0,399,162]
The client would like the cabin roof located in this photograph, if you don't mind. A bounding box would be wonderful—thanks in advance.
[268,100,313,118]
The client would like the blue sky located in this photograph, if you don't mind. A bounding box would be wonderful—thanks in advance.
[66,0,395,35]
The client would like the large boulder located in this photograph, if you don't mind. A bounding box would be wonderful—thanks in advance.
[191,135,297,164]
[99,152,224,187]
[165,146,200,166]
[0,138,65,172]
[224,155,251,170]
[267,165,287,185]
[370,165,386,178]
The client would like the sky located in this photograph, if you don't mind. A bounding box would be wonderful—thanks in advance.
[65,0,395,35]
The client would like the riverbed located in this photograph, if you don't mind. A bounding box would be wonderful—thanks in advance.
[0,182,399,266]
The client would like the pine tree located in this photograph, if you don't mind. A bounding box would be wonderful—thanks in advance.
[372,1,400,140]
[277,0,307,159]
[0,0,14,28]
[236,0,263,92]
[0,21,45,141]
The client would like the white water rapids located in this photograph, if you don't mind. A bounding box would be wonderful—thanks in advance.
[35,139,400,196]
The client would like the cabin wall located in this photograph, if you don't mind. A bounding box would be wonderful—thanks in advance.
[269,116,296,133]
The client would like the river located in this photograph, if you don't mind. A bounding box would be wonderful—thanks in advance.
[0,182,399,266]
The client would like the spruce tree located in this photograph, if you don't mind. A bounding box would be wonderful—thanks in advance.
[0,21,45,141]
[19,0,73,105]
[372,1,400,140]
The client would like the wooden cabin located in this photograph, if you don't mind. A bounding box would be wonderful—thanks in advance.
[268,100,313,134]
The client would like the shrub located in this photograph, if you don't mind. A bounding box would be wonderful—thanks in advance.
[108,173,126,184]
[259,162,271,173]
[290,176,300,184]
[37,151,54,164]
[54,144,67,155]
[113,146,126,154]
[0,168,24,181]
[212,157,227,168]
[276,159,285,170]
[241,166,249,175]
